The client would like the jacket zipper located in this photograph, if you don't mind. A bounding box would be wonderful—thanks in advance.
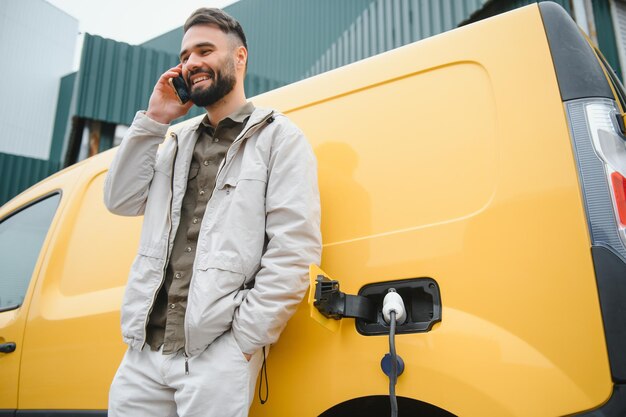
[183,111,275,358]
[140,131,179,351]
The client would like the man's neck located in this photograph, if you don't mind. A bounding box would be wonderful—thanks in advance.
[204,90,247,127]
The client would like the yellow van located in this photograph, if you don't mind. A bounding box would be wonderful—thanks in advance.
[1,3,625,416]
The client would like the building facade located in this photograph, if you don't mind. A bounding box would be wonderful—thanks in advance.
[0,0,77,204]
[2,0,626,205]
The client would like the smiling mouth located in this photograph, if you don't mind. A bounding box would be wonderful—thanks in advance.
[192,76,210,85]
[190,71,215,87]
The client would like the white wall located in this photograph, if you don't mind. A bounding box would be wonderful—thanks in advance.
[0,0,78,159]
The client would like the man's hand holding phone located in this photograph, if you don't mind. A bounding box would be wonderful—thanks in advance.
[146,64,193,124]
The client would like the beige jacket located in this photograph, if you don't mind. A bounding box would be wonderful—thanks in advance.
[104,108,321,356]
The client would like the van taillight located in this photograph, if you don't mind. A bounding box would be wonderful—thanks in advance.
[610,172,626,226]
[566,98,626,258]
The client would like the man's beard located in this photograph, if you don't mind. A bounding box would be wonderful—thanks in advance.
[189,58,236,107]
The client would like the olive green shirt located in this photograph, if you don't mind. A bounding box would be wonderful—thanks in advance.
[146,102,255,354]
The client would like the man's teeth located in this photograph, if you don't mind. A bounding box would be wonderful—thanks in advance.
[193,76,210,85]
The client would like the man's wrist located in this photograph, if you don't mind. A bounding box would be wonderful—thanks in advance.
[145,109,172,125]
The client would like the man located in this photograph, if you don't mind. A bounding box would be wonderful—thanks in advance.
[104,8,321,417]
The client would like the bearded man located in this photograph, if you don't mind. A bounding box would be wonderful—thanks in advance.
[104,8,321,417]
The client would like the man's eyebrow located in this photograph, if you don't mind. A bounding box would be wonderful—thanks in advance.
[179,42,216,60]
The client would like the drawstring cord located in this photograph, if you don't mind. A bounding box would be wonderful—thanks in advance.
[258,346,269,404]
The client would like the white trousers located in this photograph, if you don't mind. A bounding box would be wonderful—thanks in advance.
[108,330,266,417]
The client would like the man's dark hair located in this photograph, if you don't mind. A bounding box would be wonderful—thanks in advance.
[184,8,247,50]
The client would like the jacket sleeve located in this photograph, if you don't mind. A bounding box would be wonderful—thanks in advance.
[231,121,322,354]
[103,111,170,216]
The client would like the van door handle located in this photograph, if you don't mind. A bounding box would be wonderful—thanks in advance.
[0,342,16,353]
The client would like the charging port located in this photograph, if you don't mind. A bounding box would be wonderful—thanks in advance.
[356,278,441,336]
[313,275,441,336]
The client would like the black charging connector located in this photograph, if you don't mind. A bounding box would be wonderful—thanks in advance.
[314,275,377,322]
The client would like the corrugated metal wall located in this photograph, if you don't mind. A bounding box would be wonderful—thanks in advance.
[593,0,623,80]
[613,0,626,78]
[0,153,60,206]
[306,0,484,77]
[75,35,184,127]
[49,72,76,166]
[143,0,374,85]
[74,34,297,128]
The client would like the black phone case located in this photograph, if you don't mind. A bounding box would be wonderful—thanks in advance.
[170,75,190,104]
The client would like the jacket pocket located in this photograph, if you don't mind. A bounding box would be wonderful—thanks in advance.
[186,264,247,355]
[197,253,245,277]
[218,164,267,190]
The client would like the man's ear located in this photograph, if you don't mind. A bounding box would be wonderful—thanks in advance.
[235,45,247,68]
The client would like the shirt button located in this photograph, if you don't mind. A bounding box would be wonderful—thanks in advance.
[192,218,199,224]
[199,190,205,196]
[175,272,182,279]
[169,303,176,309]
[214,137,220,143]
[203,160,209,166]
[185,246,192,252]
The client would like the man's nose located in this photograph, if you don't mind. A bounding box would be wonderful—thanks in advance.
[185,53,201,72]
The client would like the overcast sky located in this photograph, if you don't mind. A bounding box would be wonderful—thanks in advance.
[45,0,238,68]
[46,0,238,44]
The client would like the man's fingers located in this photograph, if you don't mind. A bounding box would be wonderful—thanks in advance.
[159,71,180,82]
[158,66,184,83]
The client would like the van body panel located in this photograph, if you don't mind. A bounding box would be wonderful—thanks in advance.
[250,4,611,416]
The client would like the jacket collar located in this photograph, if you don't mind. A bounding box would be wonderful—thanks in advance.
[177,106,274,138]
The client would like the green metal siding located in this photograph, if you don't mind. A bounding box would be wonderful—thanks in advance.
[74,1,489,128]
[142,0,374,85]
[225,0,374,84]
[0,153,60,206]
[76,35,183,126]
[306,0,484,77]
[49,72,76,165]
[74,34,293,128]
[144,0,486,85]
[593,0,622,80]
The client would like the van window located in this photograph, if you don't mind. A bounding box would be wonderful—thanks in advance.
[0,193,60,311]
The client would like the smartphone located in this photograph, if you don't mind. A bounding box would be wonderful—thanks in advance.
[168,74,191,104]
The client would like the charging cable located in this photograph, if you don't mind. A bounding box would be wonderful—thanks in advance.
[382,289,406,417]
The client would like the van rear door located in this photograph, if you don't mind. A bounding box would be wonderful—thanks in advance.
[541,1,626,413]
